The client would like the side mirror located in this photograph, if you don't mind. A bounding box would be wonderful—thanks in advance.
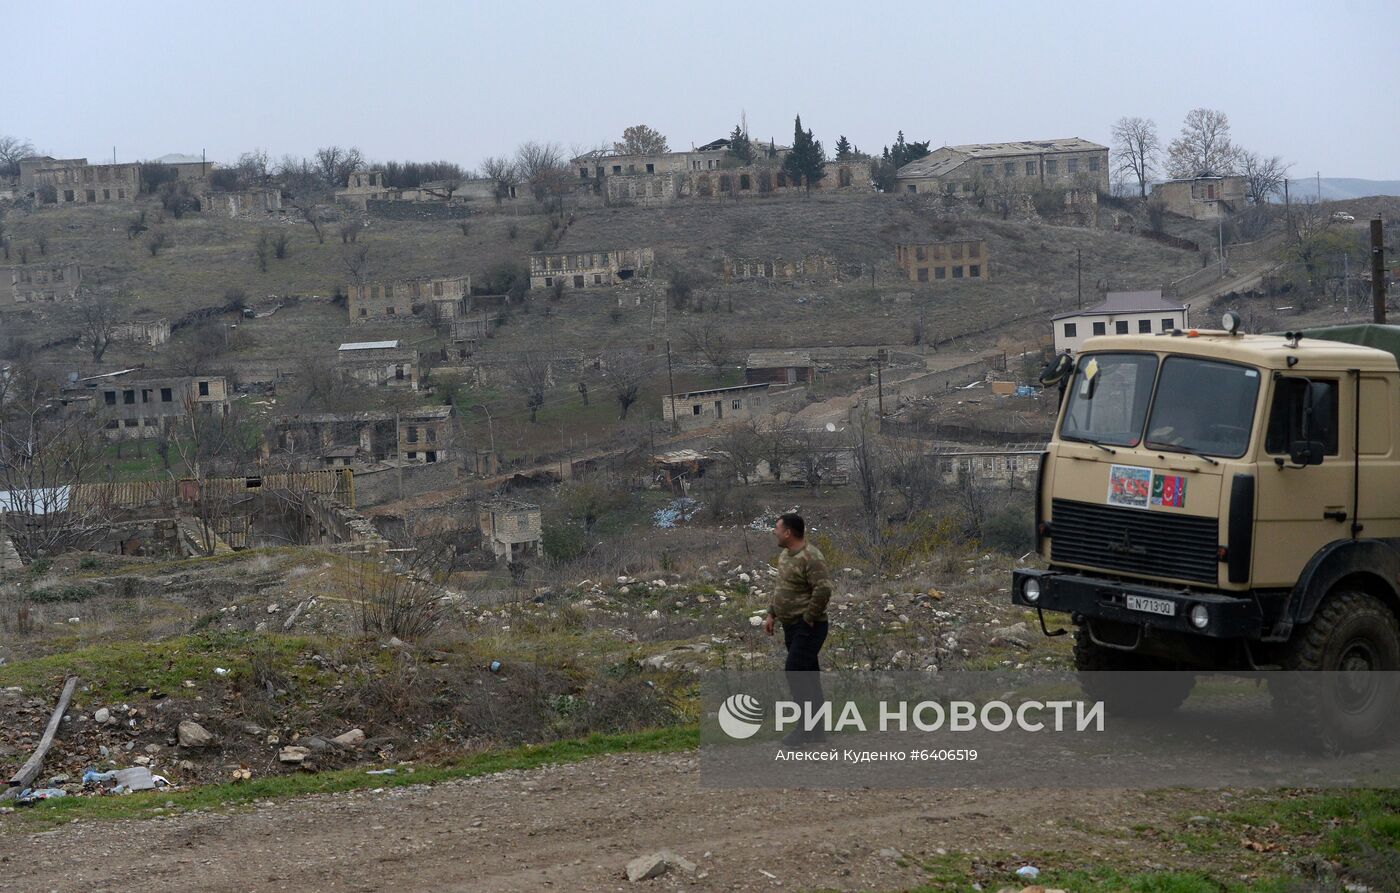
[1289,440,1326,466]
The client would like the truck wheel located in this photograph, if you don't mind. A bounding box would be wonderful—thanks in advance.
[1271,589,1400,751]
[1073,626,1195,716]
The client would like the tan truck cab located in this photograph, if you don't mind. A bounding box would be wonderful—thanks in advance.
[1012,322,1400,745]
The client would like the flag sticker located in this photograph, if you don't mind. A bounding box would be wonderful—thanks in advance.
[1151,473,1188,508]
[1107,465,1152,508]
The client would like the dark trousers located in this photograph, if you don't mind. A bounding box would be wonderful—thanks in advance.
[782,620,829,731]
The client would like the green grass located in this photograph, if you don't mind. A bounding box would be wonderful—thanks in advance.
[2,725,698,830]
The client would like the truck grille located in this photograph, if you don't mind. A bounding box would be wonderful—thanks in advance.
[1050,498,1219,585]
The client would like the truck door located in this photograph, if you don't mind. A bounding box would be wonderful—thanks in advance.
[1253,375,1346,587]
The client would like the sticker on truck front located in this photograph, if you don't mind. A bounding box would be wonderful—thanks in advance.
[1107,465,1152,508]
[1151,473,1187,508]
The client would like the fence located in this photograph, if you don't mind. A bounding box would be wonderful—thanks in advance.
[69,468,355,512]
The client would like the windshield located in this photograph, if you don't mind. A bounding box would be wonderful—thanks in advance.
[1060,353,1157,447]
[1144,357,1260,458]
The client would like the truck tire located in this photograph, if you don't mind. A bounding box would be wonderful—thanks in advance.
[1270,589,1400,751]
[1073,626,1195,716]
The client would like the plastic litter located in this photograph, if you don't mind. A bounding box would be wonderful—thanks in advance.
[112,766,159,793]
[366,768,397,776]
[15,788,67,805]
[489,660,502,673]
[1015,865,1040,880]
[83,769,117,785]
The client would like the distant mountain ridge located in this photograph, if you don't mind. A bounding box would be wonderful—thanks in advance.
[1282,178,1400,201]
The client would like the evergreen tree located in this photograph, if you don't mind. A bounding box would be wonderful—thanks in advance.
[834,135,852,160]
[727,123,754,164]
[781,115,825,189]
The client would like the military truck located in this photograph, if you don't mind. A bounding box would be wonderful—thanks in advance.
[1013,318,1400,747]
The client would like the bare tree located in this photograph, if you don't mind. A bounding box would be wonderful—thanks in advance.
[755,417,799,482]
[1166,108,1240,178]
[75,289,124,363]
[601,348,654,420]
[0,375,111,559]
[614,124,669,155]
[850,415,884,548]
[145,231,171,257]
[0,134,35,178]
[1111,116,1160,199]
[342,244,371,284]
[276,154,321,196]
[715,420,763,484]
[792,427,843,489]
[682,319,734,378]
[356,535,455,641]
[313,145,365,188]
[236,149,271,183]
[168,320,230,375]
[1239,150,1289,205]
[339,219,363,244]
[511,352,554,423]
[515,142,569,203]
[254,230,272,272]
[480,156,518,204]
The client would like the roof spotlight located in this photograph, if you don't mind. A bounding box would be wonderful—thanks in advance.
[1221,311,1242,335]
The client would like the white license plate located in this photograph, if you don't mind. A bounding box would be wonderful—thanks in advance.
[1125,595,1176,616]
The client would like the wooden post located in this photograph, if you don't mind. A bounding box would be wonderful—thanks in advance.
[1372,217,1388,324]
[4,676,79,799]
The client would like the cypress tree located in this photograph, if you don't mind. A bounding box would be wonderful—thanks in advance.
[782,115,825,189]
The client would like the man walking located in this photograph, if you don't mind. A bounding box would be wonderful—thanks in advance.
[763,513,832,745]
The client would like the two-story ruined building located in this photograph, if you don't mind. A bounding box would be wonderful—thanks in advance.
[347,274,469,321]
[895,138,1108,196]
[63,370,230,439]
[267,406,454,467]
[1,264,82,307]
[20,157,141,204]
[335,341,420,390]
[478,498,542,562]
[529,248,653,290]
[895,239,990,282]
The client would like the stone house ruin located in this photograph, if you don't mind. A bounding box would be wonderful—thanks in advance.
[111,318,171,348]
[266,406,454,467]
[529,248,654,290]
[602,159,871,206]
[895,138,1108,196]
[335,340,420,390]
[1,263,81,307]
[895,239,989,283]
[478,498,542,563]
[663,383,771,431]
[62,370,230,439]
[1149,175,1247,220]
[1052,290,1188,353]
[933,444,1043,489]
[723,254,839,283]
[347,274,469,321]
[745,350,816,385]
[200,187,283,218]
[20,157,140,204]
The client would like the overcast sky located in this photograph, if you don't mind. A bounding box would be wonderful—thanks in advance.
[7,0,1397,179]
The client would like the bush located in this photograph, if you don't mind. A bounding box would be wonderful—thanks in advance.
[981,505,1034,555]
[29,585,97,604]
[542,524,586,562]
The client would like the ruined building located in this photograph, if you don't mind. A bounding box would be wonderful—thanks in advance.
[895,138,1108,196]
[347,274,469,321]
[529,248,654,290]
[62,371,230,439]
[1,263,82,307]
[1149,176,1247,221]
[895,239,990,282]
[723,254,839,283]
[267,406,454,467]
[335,340,420,390]
[662,383,771,431]
[20,157,140,204]
[478,498,542,563]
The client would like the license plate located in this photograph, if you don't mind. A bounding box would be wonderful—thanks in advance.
[1125,595,1176,616]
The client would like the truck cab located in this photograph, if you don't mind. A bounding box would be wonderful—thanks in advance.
[1013,322,1400,746]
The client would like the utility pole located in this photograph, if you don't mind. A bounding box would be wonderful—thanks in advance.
[1316,171,1321,203]
[1218,216,1225,276]
[1344,252,1351,317]
[1372,216,1388,324]
[1283,178,1292,235]
[1076,248,1082,309]
[665,339,678,432]
[876,358,884,417]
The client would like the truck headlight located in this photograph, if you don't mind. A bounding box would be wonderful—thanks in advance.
[1189,604,1210,629]
[1022,578,1041,603]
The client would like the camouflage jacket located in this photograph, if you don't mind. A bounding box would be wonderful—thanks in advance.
[767,543,833,624]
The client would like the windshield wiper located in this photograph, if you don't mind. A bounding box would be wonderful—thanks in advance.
[1064,435,1116,455]
[1155,445,1219,466]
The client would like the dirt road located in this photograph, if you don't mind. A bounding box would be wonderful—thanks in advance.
[2,751,1245,893]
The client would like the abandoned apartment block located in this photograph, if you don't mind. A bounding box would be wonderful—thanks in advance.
[895,138,1109,196]
[63,371,230,439]
[895,239,989,282]
[663,383,771,431]
[20,156,140,203]
[347,274,469,321]
[1,263,82,307]
[478,498,543,563]
[529,248,654,291]
[335,340,420,390]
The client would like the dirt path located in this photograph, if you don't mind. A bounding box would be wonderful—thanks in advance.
[1,751,1246,893]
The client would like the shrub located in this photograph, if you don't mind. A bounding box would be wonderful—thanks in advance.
[542,524,586,563]
[981,505,1034,555]
[29,585,97,604]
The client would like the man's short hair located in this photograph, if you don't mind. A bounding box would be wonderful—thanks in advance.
[777,512,805,538]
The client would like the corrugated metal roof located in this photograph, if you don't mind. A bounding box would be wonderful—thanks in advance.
[338,341,400,351]
[898,138,1107,178]
[1052,290,1185,320]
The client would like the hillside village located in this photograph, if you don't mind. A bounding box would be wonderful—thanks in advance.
[2,104,1399,891]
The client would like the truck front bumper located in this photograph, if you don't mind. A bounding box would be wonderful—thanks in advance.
[1010,568,1263,640]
